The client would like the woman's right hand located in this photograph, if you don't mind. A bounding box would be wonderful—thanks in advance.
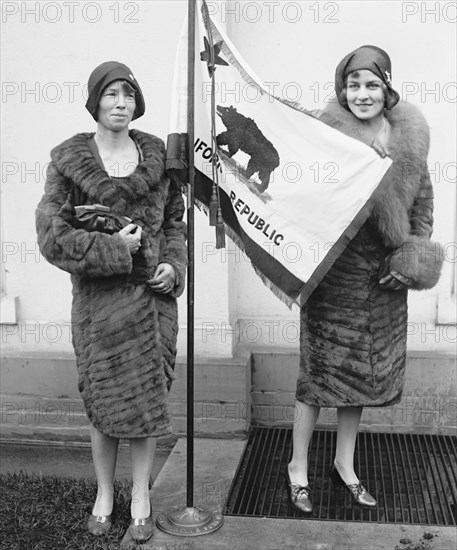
[119,223,142,255]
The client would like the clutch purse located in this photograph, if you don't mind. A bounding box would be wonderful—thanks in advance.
[73,204,132,235]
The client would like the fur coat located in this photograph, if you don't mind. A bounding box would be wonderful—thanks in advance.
[36,130,187,438]
[296,101,443,407]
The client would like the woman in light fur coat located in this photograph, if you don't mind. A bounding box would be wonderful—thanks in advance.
[36,61,187,543]
[286,46,443,513]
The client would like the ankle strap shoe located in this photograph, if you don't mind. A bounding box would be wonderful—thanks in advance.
[285,468,313,513]
[330,465,377,508]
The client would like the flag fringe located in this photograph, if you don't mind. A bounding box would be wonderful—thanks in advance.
[200,2,265,95]
[223,224,298,310]
[195,197,298,310]
[200,2,328,118]
[251,264,299,311]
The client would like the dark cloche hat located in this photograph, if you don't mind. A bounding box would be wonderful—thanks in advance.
[335,45,400,110]
[85,61,145,121]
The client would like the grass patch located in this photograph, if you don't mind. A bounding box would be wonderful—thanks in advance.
[0,471,135,550]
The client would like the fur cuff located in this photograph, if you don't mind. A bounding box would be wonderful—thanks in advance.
[388,236,444,291]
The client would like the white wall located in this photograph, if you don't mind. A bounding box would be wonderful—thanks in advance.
[1,1,233,355]
[1,1,455,357]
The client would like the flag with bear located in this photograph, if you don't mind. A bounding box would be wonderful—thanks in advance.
[167,0,393,307]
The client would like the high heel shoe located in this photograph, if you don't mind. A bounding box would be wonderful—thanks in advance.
[129,500,154,543]
[329,465,377,508]
[285,467,313,513]
[87,514,112,536]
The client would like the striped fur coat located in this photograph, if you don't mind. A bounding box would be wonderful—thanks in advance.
[296,101,443,407]
[36,130,187,438]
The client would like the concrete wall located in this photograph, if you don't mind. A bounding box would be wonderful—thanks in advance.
[1,353,251,442]
[250,350,456,435]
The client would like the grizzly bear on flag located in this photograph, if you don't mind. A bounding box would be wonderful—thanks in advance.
[216,105,280,193]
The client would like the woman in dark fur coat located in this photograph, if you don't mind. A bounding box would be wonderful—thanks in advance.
[286,46,443,513]
[36,61,187,542]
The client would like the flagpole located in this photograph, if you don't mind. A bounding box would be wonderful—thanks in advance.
[156,0,223,536]
[186,0,196,511]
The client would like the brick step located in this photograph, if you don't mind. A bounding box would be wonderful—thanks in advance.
[251,350,456,434]
[1,354,251,443]
[1,393,87,427]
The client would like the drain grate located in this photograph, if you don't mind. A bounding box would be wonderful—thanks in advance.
[224,427,457,525]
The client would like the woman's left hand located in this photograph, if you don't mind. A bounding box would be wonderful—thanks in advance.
[146,263,176,294]
[379,273,407,291]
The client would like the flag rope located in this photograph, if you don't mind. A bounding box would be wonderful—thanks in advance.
[204,0,225,248]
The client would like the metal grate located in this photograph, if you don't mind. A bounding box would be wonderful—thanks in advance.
[224,427,457,525]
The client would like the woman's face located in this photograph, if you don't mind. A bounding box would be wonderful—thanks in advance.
[345,70,385,121]
[97,80,136,131]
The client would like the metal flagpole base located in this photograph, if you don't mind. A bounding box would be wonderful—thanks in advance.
[156,505,224,536]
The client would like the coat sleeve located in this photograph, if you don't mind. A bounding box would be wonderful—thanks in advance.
[36,162,133,278]
[158,176,187,298]
[388,166,443,290]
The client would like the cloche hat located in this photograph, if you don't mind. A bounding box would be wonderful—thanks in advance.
[335,45,400,110]
[85,61,145,121]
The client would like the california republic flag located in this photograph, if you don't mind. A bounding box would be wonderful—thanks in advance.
[167,0,392,307]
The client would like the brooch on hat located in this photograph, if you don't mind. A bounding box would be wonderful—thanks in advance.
[384,70,391,84]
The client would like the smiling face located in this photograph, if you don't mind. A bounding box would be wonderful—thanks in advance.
[345,70,386,122]
[97,80,136,132]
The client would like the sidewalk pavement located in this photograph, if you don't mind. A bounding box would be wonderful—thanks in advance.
[136,438,455,550]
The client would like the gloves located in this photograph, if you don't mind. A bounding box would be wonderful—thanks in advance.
[379,252,413,291]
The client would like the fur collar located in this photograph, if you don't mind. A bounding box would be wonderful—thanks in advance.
[318,100,431,248]
[320,99,430,161]
[50,130,166,206]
